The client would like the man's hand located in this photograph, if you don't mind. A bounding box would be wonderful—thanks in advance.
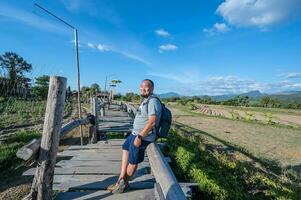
[133,136,141,147]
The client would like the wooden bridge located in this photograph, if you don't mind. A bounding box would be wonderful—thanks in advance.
[17,76,189,200]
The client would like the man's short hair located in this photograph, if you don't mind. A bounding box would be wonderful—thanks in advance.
[142,79,154,88]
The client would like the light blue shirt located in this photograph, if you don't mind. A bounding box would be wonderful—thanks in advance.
[132,95,162,142]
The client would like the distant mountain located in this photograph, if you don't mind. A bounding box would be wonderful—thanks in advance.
[158,92,181,98]
[158,90,301,104]
[211,94,236,101]
[275,91,301,95]
[240,90,265,98]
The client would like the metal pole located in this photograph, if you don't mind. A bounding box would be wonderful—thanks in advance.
[104,76,107,94]
[34,3,83,146]
[74,29,83,146]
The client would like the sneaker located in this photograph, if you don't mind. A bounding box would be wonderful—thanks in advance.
[111,179,129,194]
[107,183,118,192]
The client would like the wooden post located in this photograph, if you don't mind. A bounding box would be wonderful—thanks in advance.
[100,104,105,117]
[27,76,66,200]
[90,97,98,143]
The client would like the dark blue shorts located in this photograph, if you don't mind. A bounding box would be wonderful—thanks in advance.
[122,134,151,164]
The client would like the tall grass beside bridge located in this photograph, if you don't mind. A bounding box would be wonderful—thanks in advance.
[163,129,300,200]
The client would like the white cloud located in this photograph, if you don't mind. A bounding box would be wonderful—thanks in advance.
[155,29,170,37]
[87,42,150,66]
[97,44,110,52]
[148,72,301,95]
[87,43,96,49]
[158,44,178,53]
[203,23,230,35]
[216,0,301,28]
[281,72,301,79]
[148,71,201,84]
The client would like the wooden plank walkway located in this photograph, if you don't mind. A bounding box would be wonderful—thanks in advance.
[23,139,156,199]
[98,104,134,133]
[23,103,157,199]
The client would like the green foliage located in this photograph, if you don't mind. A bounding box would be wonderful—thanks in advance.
[263,112,275,125]
[244,111,254,121]
[221,96,250,107]
[0,98,72,129]
[31,75,50,99]
[166,130,298,200]
[187,102,198,110]
[120,92,141,102]
[0,98,46,129]
[0,52,32,85]
[0,130,41,172]
[229,110,240,120]
[260,96,281,108]
[90,83,101,95]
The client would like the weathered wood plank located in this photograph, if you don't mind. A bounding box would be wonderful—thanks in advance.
[56,160,150,168]
[55,189,154,200]
[23,166,150,176]
[53,174,154,183]
[54,180,154,191]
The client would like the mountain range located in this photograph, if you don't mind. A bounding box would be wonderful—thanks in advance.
[158,90,301,102]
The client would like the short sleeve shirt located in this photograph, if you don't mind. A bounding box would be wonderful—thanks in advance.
[132,95,162,142]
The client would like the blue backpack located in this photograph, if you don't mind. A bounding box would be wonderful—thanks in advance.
[146,96,172,138]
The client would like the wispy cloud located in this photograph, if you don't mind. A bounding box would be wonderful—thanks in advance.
[149,72,301,95]
[87,42,150,66]
[158,44,178,53]
[0,3,67,34]
[203,23,230,36]
[87,43,96,49]
[280,72,301,79]
[148,71,200,84]
[155,28,170,37]
[216,0,301,28]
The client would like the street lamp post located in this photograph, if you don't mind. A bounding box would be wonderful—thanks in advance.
[34,3,84,145]
[104,74,116,98]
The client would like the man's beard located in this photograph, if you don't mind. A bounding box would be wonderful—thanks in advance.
[140,93,149,98]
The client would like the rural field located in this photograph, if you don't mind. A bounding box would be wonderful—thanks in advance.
[167,102,301,175]
[168,102,301,168]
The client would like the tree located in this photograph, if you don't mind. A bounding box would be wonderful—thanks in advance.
[90,83,101,95]
[260,96,271,107]
[31,75,50,99]
[111,79,122,84]
[0,52,32,89]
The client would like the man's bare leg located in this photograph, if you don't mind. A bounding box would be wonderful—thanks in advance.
[125,163,138,182]
[118,150,129,182]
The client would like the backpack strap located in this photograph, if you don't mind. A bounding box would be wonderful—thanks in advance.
[145,95,162,134]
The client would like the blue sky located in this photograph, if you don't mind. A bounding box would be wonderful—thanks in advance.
[0,0,301,95]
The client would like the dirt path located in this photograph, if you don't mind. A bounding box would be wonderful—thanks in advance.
[171,106,301,168]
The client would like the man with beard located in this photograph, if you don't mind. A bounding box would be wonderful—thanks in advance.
[107,79,162,193]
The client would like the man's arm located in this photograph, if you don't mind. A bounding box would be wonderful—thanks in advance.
[139,115,156,138]
[133,115,156,147]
